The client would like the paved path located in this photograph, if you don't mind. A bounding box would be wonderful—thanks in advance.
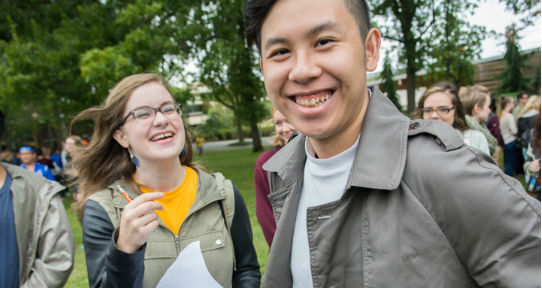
[193,136,273,151]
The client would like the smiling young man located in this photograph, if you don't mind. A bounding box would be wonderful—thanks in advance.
[244,0,541,287]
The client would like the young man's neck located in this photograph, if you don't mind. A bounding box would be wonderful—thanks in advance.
[24,162,35,170]
[307,94,369,159]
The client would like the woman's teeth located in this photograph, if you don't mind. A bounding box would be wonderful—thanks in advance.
[151,133,173,141]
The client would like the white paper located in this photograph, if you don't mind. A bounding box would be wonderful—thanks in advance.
[156,241,223,288]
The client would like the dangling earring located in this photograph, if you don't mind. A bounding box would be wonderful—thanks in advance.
[128,149,140,167]
[181,147,187,157]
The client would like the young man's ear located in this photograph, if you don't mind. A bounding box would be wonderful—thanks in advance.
[365,28,381,72]
[113,129,130,149]
[259,60,263,72]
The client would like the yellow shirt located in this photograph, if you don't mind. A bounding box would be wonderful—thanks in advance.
[138,167,198,235]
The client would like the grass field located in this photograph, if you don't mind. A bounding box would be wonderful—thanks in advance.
[63,147,270,287]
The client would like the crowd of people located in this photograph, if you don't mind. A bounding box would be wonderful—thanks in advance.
[1,0,540,287]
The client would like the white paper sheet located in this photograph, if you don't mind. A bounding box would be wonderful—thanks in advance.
[156,241,223,288]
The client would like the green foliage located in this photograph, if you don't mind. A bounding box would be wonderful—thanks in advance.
[195,105,237,141]
[380,52,402,111]
[425,0,484,87]
[497,27,530,93]
[372,0,487,113]
[188,0,266,151]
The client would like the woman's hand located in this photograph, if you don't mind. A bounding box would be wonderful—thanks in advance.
[116,192,164,253]
[528,158,541,174]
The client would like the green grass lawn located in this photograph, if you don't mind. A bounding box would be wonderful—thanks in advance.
[64,147,270,287]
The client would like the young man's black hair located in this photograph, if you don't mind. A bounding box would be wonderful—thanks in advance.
[244,0,371,51]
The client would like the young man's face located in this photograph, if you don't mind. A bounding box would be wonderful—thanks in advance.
[20,150,35,165]
[259,0,380,141]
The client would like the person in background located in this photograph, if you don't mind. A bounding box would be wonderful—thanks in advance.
[498,97,519,176]
[517,96,541,151]
[414,82,489,155]
[19,145,55,181]
[196,134,205,156]
[70,73,260,287]
[63,135,84,200]
[244,0,540,286]
[459,85,498,158]
[523,113,541,199]
[254,107,296,247]
[513,91,529,120]
[50,146,63,171]
[487,94,505,162]
[0,110,74,287]
[36,147,56,172]
[517,96,541,176]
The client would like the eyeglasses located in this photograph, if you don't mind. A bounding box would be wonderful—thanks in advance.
[118,102,182,128]
[421,106,454,116]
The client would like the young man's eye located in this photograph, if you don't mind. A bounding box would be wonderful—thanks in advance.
[316,38,333,47]
[270,48,290,58]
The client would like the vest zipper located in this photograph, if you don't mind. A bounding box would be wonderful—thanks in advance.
[174,235,180,253]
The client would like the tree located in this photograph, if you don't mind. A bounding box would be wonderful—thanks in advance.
[189,0,266,152]
[497,26,530,93]
[0,0,196,148]
[372,0,487,113]
[380,52,402,112]
[425,0,486,88]
[499,0,540,27]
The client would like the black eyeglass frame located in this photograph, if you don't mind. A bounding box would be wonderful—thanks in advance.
[421,106,454,115]
[118,102,183,128]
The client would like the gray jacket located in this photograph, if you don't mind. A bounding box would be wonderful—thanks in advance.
[262,89,541,287]
[4,162,74,287]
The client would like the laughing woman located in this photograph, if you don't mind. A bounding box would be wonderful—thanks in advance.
[69,73,260,287]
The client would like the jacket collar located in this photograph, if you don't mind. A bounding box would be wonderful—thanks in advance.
[264,87,410,191]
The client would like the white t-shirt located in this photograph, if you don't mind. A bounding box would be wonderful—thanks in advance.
[291,135,360,287]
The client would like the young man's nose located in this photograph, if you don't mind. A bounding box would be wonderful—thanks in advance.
[288,53,321,83]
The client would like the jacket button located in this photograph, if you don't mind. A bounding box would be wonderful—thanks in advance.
[409,122,420,130]
[215,239,222,245]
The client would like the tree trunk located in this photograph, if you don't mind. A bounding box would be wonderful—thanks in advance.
[250,120,262,152]
[236,117,245,144]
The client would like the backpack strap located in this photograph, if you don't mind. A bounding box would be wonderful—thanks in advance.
[213,172,236,270]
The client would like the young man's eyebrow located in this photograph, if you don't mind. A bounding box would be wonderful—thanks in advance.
[263,21,339,51]
[307,21,339,38]
[264,37,289,51]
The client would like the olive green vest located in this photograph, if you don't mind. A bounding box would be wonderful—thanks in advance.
[89,169,235,287]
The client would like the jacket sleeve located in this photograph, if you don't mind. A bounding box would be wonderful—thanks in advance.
[21,194,74,288]
[83,199,145,288]
[407,135,541,288]
[231,185,261,288]
[254,152,276,247]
